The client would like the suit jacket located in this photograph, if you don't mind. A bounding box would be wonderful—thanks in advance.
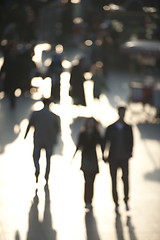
[103,121,133,163]
[29,106,60,147]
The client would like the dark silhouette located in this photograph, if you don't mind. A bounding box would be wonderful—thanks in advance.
[47,51,63,103]
[19,44,37,93]
[102,106,133,213]
[26,185,57,240]
[115,214,138,240]
[15,230,21,240]
[60,0,73,43]
[73,117,102,210]
[69,57,88,106]
[85,211,100,240]
[24,98,60,183]
[0,41,22,109]
[91,64,106,99]
[127,216,138,240]
[115,214,125,240]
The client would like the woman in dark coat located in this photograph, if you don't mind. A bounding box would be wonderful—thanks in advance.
[73,117,102,210]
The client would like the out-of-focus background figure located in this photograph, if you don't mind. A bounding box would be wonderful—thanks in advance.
[69,57,88,106]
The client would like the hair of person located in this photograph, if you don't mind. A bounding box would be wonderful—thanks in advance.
[117,106,126,113]
[82,117,100,132]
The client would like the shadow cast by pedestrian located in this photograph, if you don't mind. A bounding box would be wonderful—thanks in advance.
[15,230,21,240]
[137,123,160,141]
[115,214,138,240]
[115,213,125,240]
[85,211,100,240]
[26,184,56,240]
[144,168,160,182]
[126,216,138,240]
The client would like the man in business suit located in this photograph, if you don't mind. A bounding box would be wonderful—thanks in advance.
[102,106,133,213]
[24,98,60,183]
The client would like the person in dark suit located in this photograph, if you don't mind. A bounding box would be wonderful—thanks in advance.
[24,98,60,183]
[73,117,102,210]
[102,106,133,213]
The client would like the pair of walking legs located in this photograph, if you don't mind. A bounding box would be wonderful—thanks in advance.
[33,146,53,182]
[109,161,129,208]
[83,172,96,207]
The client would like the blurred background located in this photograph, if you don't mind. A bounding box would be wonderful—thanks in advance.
[0,1,160,240]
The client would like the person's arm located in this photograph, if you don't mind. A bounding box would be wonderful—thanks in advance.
[24,122,31,139]
[72,132,83,161]
[129,125,134,157]
[72,146,79,160]
[24,113,34,139]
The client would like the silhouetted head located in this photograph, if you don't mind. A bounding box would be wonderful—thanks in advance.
[83,117,99,132]
[118,106,126,121]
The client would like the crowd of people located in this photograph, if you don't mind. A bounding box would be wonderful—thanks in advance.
[0,0,159,108]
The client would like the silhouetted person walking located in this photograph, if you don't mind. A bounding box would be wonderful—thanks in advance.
[24,98,60,183]
[102,106,133,213]
[73,117,102,210]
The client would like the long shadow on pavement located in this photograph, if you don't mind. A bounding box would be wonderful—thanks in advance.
[85,211,100,240]
[26,184,57,240]
[116,214,138,240]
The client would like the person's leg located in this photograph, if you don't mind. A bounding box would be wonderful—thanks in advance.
[121,161,129,206]
[33,146,41,182]
[83,172,96,207]
[109,163,119,207]
[45,146,53,182]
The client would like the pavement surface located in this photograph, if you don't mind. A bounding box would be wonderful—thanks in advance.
[0,56,160,240]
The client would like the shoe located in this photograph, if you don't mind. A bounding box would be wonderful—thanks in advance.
[85,203,92,210]
[35,170,39,183]
[126,203,130,211]
[45,174,49,183]
[36,175,38,183]
[115,205,119,214]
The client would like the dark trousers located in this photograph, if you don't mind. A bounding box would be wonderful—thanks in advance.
[109,160,129,206]
[33,145,53,180]
[83,172,96,204]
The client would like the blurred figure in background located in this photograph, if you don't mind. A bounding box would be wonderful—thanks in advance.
[102,106,133,213]
[0,41,21,109]
[24,98,60,183]
[91,64,107,99]
[19,44,37,94]
[60,0,73,44]
[69,57,88,106]
[47,48,63,103]
[73,117,102,210]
